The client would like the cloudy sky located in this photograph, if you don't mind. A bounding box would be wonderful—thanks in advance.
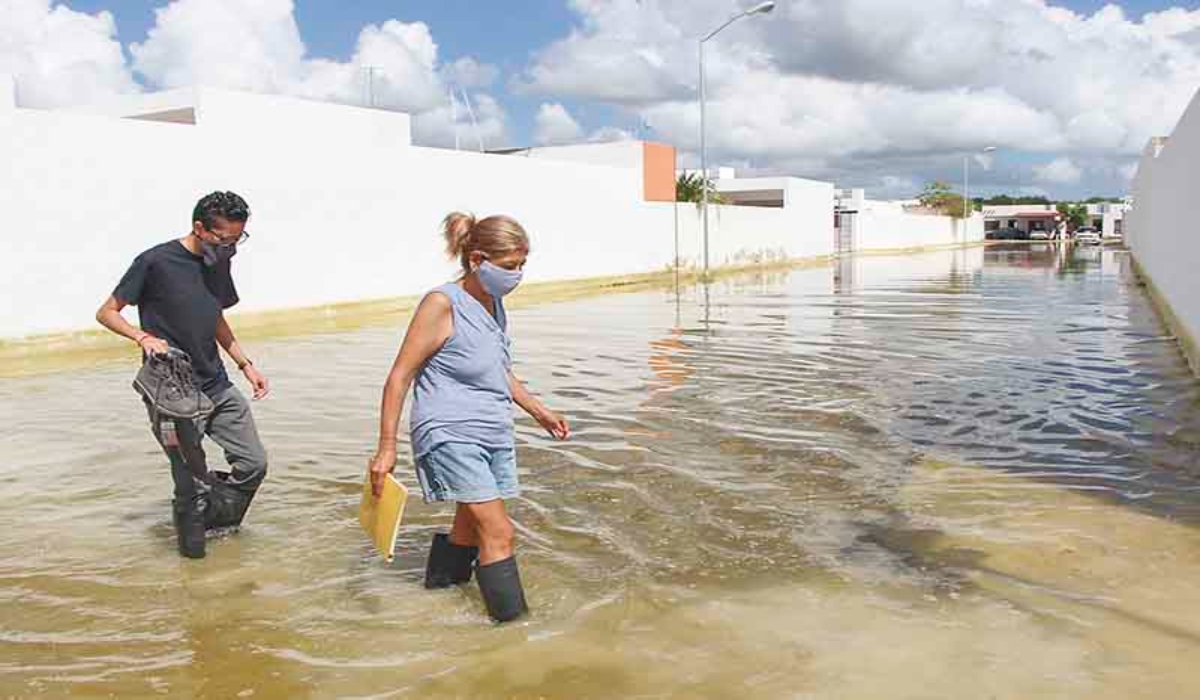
[4,0,1199,199]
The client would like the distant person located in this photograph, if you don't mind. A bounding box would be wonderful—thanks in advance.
[368,212,569,623]
[96,191,269,559]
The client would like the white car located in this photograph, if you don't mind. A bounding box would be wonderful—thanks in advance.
[1074,228,1101,245]
[1029,231,1050,241]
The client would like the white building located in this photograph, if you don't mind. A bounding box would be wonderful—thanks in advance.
[1084,202,1129,238]
[1127,94,1200,376]
[833,188,984,253]
[982,204,1061,236]
[0,79,840,340]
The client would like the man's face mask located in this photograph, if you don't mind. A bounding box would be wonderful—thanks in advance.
[199,226,247,267]
[200,240,238,267]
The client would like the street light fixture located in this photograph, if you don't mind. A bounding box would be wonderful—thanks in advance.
[699,1,775,279]
[964,145,997,218]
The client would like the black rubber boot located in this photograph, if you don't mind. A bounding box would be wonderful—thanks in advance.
[204,469,265,531]
[172,495,207,559]
[476,556,529,623]
[424,533,479,589]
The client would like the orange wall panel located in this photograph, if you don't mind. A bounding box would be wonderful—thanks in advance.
[642,141,677,202]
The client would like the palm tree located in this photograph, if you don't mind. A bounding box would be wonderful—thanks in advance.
[676,172,725,207]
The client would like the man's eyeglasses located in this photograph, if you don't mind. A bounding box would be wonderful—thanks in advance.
[205,228,250,248]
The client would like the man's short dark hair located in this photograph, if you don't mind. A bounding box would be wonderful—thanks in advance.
[193,191,250,230]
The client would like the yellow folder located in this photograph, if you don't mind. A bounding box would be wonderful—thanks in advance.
[359,472,409,563]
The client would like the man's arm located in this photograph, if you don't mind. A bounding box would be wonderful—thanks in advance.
[215,313,251,367]
[95,295,167,355]
[216,313,269,399]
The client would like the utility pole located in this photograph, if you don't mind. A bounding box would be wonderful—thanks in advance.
[363,66,380,108]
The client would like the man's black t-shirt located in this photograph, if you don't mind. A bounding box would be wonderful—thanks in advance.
[114,240,240,397]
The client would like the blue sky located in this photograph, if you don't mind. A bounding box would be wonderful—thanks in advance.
[68,1,1193,51]
[66,0,605,144]
[33,1,1200,198]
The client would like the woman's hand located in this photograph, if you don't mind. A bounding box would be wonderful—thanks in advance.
[368,448,397,498]
[534,407,570,441]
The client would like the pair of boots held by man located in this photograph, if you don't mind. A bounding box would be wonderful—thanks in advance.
[163,414,264,559]
[424,532,529,623]
[137,350,264,559]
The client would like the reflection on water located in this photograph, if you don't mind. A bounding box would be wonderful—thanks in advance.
[2,245,1200,698]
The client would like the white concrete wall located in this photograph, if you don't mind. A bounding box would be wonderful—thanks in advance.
[1127,90,1200,367]
[0,89,833,339]
[0,110,656,337]
[854,209,984,250]
[668,197,834,268]
[0,86,970,341]
[0,73,14,111]
[64,85,199,120]
[515,141,643,169]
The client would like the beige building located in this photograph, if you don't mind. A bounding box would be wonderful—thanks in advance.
[982,204,1061,236]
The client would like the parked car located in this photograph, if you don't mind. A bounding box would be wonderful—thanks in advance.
[1029,230,1050,241]
[986,226,1026,241]
[1074,228,1101,245]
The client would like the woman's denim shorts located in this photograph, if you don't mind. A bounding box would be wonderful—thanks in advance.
[415,442,519,504]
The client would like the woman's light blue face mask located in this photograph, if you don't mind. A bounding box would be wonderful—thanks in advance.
[476,260,524,298]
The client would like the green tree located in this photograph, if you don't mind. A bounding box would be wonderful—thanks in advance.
[675,172,725,207]
[920,181,968,218]
[1056,203,1087,229]
[979,194,1051,206]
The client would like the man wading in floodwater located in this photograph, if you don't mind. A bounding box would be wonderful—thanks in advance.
[96,191,269,559]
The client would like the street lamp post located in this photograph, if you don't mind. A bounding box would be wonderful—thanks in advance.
[699,1,775,280]
[964,145,997,218]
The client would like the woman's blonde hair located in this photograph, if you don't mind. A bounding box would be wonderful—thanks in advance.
[442,212,530,272]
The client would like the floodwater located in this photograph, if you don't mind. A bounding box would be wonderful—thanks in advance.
[2,244,1200,698]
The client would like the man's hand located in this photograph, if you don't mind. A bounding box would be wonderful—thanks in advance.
[368,448,398,498]
[242,364,270,400]
[534,407,570,441]
[137,334,170,356]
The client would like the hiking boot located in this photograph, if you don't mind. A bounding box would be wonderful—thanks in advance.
[134,348,214,420]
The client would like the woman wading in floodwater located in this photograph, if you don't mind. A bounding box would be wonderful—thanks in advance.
[369,213,569,622]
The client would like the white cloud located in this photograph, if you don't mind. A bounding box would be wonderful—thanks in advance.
[880,175,918,195]
[413,91,506,149]
[521,0,1200,194]
[443,56,499,89]
[131,2,446,114]
[533,102,583,145]
[531,102,635,145]
[1034,156,1083,184]
[1,0,507,146]
[588,125,634,143]
[0,0,139,107]
[130,0,305,94]
[1120,161,1140,182]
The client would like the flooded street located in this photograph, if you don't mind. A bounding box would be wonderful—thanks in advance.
[2,244,1200,698]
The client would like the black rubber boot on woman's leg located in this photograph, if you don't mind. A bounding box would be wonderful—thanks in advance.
[424,533,479,589]
[172,494,207,559]
[476,556,529,623]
